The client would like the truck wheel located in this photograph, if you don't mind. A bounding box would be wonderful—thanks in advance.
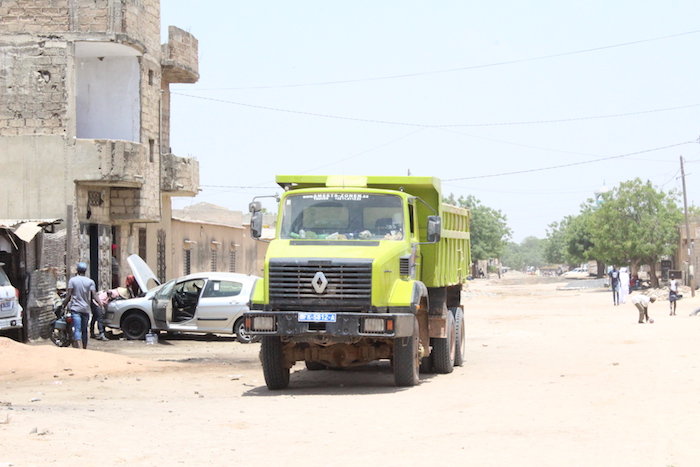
[432,309,455,374]
[121,313,150,340]
[393,320,420,387]
[305,361,326,371]
[261,336,290,390]
[453,307,466,367]
[419,356,433,373]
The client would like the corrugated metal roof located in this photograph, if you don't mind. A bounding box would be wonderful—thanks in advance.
[0,219,62,242]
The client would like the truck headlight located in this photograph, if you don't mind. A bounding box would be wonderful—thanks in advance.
[252,316,275,331]
[363,317,388,333]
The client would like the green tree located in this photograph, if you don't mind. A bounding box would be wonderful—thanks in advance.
[501,237,546,271]
[519,236,546,268]
[444,194,512,264]
[544,217,572,265]
[501,241,524,271]
[591,178,682,287]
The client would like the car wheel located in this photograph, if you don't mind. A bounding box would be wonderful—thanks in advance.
[121,312,150,340]
[234,317,253,344]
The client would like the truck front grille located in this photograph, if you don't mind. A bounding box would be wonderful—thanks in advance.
[268,259,372,312]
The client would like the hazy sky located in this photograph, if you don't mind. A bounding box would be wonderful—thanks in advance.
[161,1,700,242]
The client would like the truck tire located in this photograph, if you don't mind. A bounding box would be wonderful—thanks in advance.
[261,336,290,390]
[454,307,466,367]
[419,356,433,373]
[432,309,455,374]
[393,320,420,386]
[305,361,326,371]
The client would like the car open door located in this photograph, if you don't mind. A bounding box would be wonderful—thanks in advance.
[152,279,176,329]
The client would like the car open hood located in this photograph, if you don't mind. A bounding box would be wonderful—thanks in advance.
[126,254,161,292]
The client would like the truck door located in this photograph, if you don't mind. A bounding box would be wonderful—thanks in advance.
[152,279,176,329]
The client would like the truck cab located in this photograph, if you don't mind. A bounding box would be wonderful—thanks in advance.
[245,175,470,389]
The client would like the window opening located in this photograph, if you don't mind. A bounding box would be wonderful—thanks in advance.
[184,249,191,276]
[157,229,166,283]
[138,228,147,260]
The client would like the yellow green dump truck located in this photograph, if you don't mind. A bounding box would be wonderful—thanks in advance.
[245,175,471,389]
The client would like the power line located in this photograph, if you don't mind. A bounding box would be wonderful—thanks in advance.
[171,92,700,128]
[174,29,700,91]
[444,140,697,181]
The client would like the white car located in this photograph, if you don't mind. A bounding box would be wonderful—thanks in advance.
[561,267,590,279]
[103,255,260,342]
[0,263,23,341]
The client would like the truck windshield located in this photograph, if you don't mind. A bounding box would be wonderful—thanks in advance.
[280,193,404,241]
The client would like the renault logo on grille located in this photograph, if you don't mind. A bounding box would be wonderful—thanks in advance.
[312,271,328,294]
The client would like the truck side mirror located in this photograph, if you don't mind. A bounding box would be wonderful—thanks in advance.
[427,215,441,243]
[249,201,262,213]
[250,211,263,239]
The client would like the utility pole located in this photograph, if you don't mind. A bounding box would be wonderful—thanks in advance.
[681,156,695,296]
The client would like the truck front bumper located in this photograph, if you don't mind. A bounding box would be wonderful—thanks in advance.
[243,311,416,339]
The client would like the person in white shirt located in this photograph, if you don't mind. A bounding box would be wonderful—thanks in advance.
[630,294,656,324]
[619,267,630,304]
[669,278,679,316]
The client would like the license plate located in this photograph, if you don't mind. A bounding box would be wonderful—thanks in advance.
[298,312,336,323]
[1,301,11,311]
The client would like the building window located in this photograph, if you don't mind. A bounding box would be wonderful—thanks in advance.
[229,248,237,273]
[148,70,154,86]
[138,228,147,260]
[157,229,166,283]
[211,250,218,272]
[149,139,155,163]
[211,241,220,272]
[88,191,103,206]
[184,249,191,276]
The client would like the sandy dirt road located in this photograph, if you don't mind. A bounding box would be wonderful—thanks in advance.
[2,274,700,466]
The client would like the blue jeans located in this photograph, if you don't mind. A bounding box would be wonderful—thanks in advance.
[71,311,90,348]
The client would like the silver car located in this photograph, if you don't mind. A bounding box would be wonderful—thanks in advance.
[104,255,260,343]
[0,263,23,341]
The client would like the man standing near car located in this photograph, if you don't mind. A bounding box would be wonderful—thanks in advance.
[62,262,97,349]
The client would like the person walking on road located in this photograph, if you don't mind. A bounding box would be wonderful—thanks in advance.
[62,262,97,349]
[669,278,679,316]
[609,266,621,306]
[631,294,656,323]
[619,267,630,304]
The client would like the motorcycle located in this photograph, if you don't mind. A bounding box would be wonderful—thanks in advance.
[50,304,80,348]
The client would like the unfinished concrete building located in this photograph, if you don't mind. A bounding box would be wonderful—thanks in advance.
[0,1,199,337]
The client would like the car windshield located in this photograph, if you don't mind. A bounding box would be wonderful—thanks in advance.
[279,193,404,241]
[0,267,10,287]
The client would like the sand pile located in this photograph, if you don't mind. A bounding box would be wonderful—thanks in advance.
[0,337,176,382]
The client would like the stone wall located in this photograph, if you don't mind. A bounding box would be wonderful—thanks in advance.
[0,41,68,137]
[25,267,61,340]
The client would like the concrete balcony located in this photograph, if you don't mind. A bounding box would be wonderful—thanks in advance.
[161,153,199,196]
[161,26,199,84]
[73,139,147,187]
